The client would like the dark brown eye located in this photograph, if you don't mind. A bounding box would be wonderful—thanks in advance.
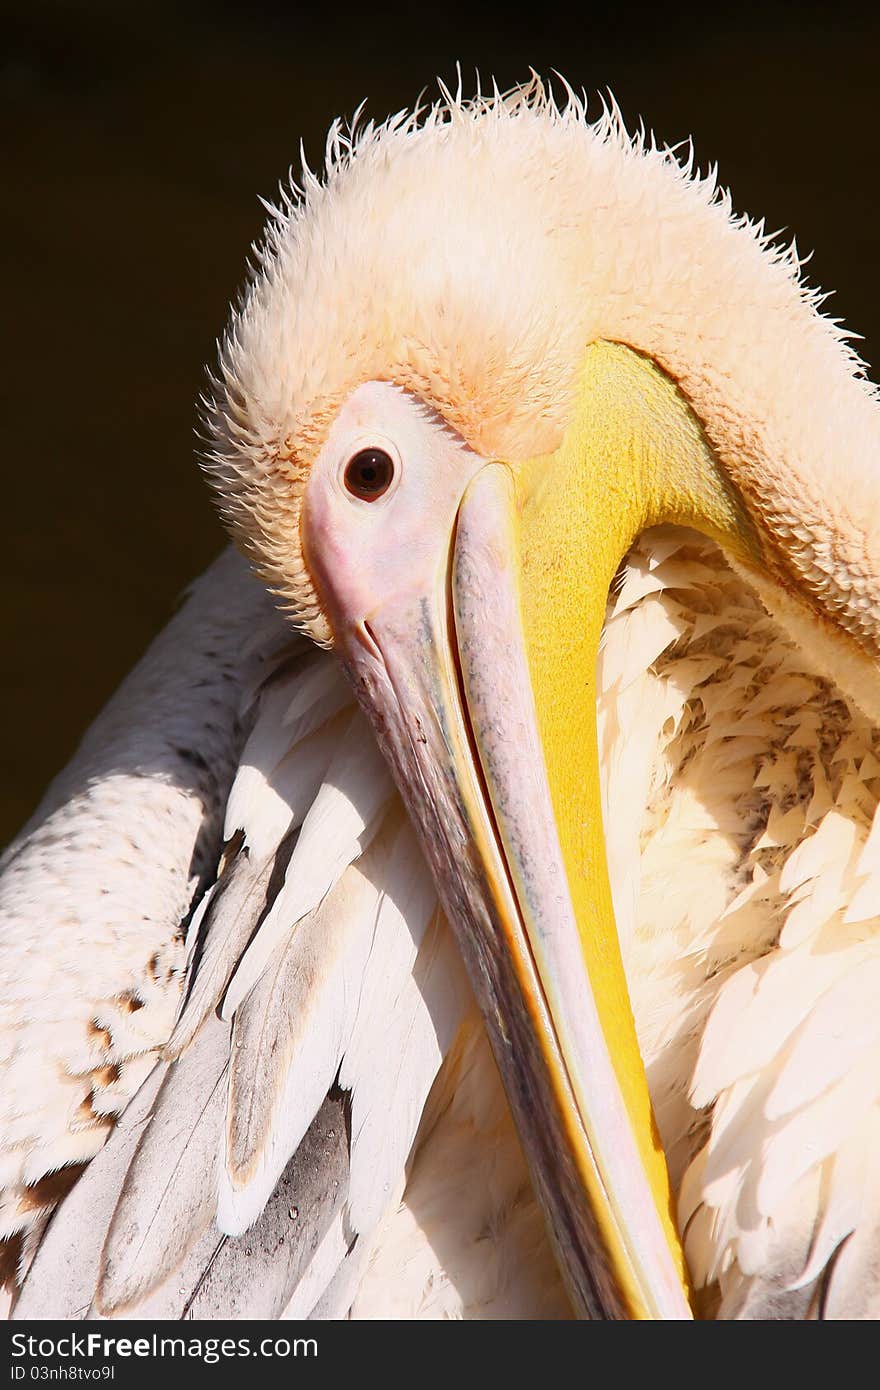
[343,447,395,501]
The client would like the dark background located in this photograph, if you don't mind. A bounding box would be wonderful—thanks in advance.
[2,0,879,843]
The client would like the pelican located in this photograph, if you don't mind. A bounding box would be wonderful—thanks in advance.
[4,78,880,1321]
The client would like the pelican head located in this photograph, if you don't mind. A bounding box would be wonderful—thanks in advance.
[203,81,880,1318]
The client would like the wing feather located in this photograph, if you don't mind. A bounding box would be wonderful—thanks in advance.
[218,843,387,1234]
[165,845,278,1059]
[280,1211,351,1321]
[13,1064,168,1320]
[221,710,393,1017]
[127,1093,350,1320]
[0,548,287,1264]
[9,561,462,1321]
[96,1014,231,1315]
[344,909,466,1231]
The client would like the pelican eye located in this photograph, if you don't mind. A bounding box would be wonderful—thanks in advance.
[343,447,395,501]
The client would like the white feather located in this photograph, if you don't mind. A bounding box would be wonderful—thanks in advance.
[98,1014,231,1315]
[14,1063,167,1321]
[222,652,349,847]
[233,711,352,863]
[279,1210,350,1320]
[218,823,395,1235]
[166,850,276,1059]
[792,1123,878,1289]
[765,958,880,1119]
[345,912,466,1231]
[756,1052,880,1219]
[221,709,393,1017]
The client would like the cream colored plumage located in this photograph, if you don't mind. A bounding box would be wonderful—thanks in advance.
[3,79,880,1319]
[600,527,880,1314]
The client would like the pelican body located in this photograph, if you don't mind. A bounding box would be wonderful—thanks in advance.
[3,81,880,1320]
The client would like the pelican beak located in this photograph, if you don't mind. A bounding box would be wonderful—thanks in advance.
[308,343,761,1318]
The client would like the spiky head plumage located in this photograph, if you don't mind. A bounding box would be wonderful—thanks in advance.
[202,77,877,649]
